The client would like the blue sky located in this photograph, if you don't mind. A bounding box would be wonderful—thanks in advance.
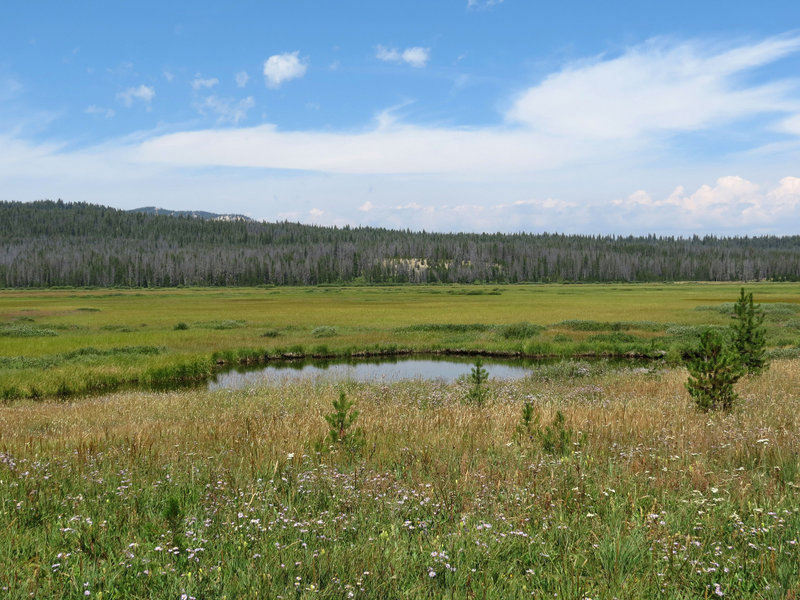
[3,1,800,235]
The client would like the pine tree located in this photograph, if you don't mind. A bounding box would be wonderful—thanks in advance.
[685,329,743,412]
[731,288,768,375]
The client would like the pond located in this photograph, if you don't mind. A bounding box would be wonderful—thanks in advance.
[207,355,643,390]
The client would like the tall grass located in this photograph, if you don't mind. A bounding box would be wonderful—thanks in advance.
[0,361,797,597]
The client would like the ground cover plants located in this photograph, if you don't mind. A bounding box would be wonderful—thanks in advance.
[0,283,799,596]
[2,282,800,400]
[0,361,798,598]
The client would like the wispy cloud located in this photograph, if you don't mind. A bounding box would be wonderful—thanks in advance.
[85,105,115,118]
[191,75,219,90]
[193,95,255,125]
[235,71,249,87]
[467,0,504,9]
[376,45,431,68]
[507,35,800,140]
[116,84,155,108]
[263,52,307,88]
[4,34,800,235]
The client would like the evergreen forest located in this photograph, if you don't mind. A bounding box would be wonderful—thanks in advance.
[2,199,800,287]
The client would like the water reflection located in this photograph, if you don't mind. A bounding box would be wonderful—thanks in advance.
[209,355,541,390]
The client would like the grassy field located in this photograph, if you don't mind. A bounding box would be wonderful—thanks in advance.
[2,282,800,399]
[1,283,799,597]
[0,360,798,598]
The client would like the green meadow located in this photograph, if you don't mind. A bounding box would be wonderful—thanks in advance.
[2,282,800,399]
[1,283,799,598]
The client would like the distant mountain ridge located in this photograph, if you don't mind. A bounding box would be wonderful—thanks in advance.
[130,206,253,222]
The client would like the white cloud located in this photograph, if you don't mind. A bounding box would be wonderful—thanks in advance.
[376,45,430,68]
[309,208,324,217]
[134,122,577,175]
[359,201,374,212]
[191,75,219,90]
[85,105,115,118]
[235,71,249,87]
[778,114,800,135]
[612,176,800,230]
[163,70,174,82]
[467,0,503,9]
[194,96,255,125]
[263,52,307,88]
[116,84,155,107]
[376,45,401,62]
[507,35,800,140]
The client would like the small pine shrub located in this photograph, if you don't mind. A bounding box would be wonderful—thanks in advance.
[173,322,189,331]
[465,359,489,406]
[323,391,365,454]
[537,410,580,455]
[517,404,583,456]
[684,329,743,412]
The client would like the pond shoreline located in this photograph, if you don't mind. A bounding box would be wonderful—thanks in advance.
[213,346,667,367]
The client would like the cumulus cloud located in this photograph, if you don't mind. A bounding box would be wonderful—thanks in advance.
[191,75,219,90]
[235,71,249,87]
[194,95,255,125]
[613,176,800,230]
[376,45,430,68]
[116,84,155,107]
[263,52,307,88]
[507,35,800,140]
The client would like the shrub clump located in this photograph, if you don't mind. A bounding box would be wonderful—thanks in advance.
[312,326,338,338]
[498,322,544,339]
[0,324,58,337]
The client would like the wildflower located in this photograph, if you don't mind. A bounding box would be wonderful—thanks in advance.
[428,570,436,578]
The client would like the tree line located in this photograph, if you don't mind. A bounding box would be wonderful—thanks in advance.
[2,200,800,287]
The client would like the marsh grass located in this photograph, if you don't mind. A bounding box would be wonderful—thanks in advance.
[0,362,798,598]
[1,283,800,399]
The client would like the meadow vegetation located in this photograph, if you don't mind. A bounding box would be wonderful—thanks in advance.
[0,361,797,598]
[1,283,799,596]
[1,282,800,400]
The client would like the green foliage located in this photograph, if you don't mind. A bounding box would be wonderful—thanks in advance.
[537,410,580,455]
[324,391,365,453]
[196,319,245,330]
[684,290,769,411]
[465,359,489,406]
[684,330,743,412]
[731,288,768,375]
[173,322,189,330]
[516,398,538,439]
[586,332,641,344]
[311,326,338,338]
[498,322,544,339]
[517,404,582,455]
[0,324,58,337]
[398,323,492,334]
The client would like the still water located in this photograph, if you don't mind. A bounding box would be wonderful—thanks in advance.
[209,356,541,390]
